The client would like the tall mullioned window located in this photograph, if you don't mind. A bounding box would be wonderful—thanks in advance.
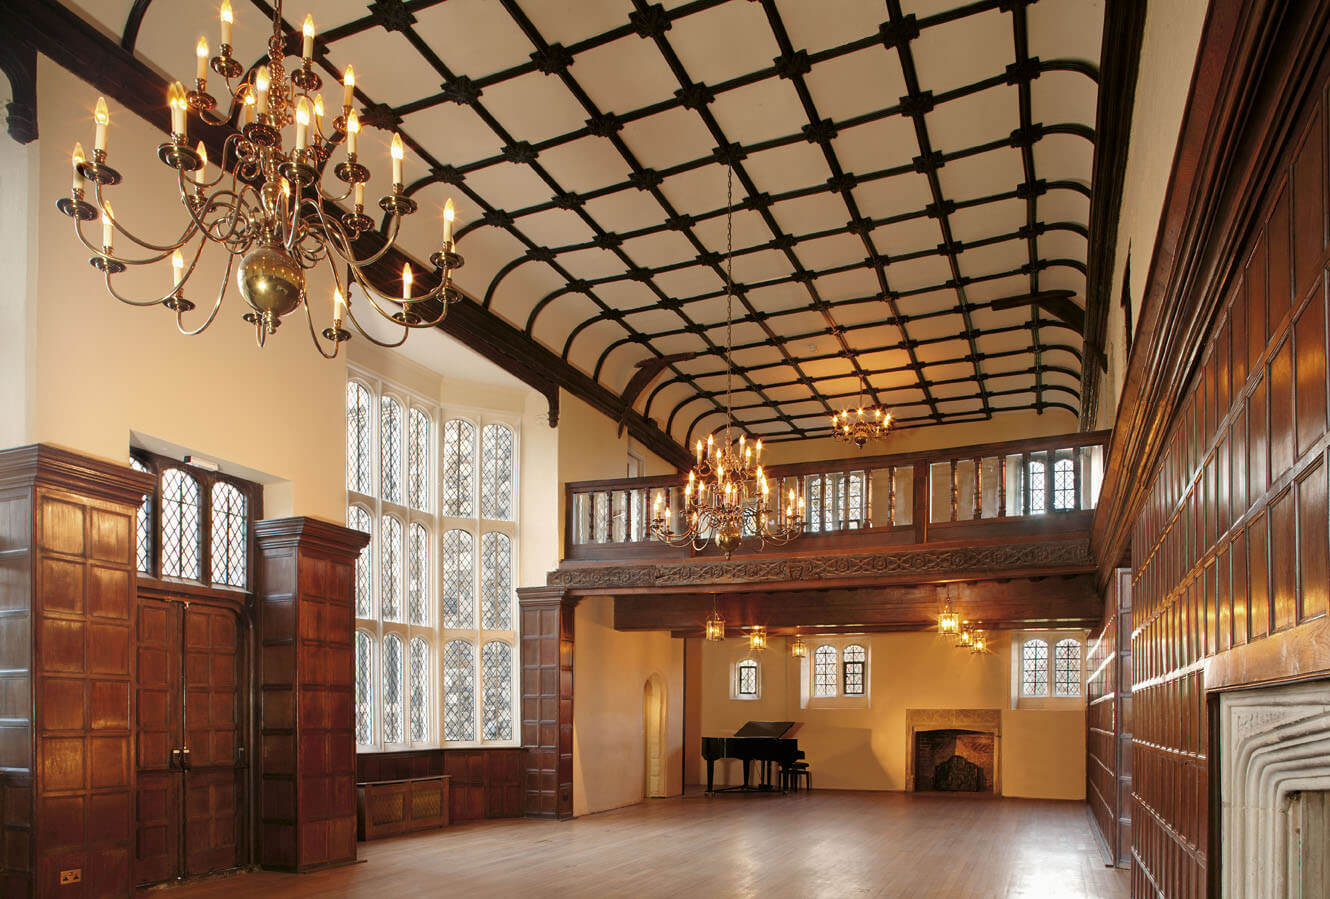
[349,368,519,750]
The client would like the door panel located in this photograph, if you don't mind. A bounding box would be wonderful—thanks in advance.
[134,599,181,886]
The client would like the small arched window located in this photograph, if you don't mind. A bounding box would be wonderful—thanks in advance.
[347,380,374,495]
[443,640,475,741]
[1028,460,1046,514]
[355,631,374,746]
[381,396,403,504]
[843,644,867,695]
[482,641,513,741]
[480,532,513,630]
[1054,638,1082,697]
[813,645,838,697]
[383,633,403,744]
[347,506,373,618]
[160,468,202,580]
[442,419,476,517]
[1021,639,1049,697]
[409,637,429,743]
[407,522,429,626]
[480,423,514,520]
[129,456,152,573]
[737,659,759,696]
[1052,458,1075,511]
[442,529,475,628]
[210,481,247,587]
[380,516,403,621]
[407,407,431,511]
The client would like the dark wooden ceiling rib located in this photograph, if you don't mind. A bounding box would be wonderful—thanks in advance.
[1008,1,1046,415]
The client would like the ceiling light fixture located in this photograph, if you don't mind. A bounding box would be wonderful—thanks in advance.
[747,626,767,653]
[831,373,892,448]
[704,595,725,642]
[937,584,960,636]
[790,635,807,658]
[56,0,462,356]
[650,165,804,558]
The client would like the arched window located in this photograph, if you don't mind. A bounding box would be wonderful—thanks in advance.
[480,532,513,629]
[160,468,202,580]
[442,640,475,741]
[480,423,514,520]
[843,644,866,695]
[409,637,429,742]
[482,641,513,740]
[210,481,247,587]
[737,659,759,696]
[1052,458,1075,511]
[129,456,152,573]
[347,380,373,495]
[407,522,429,626]
[813,645,838,697]
[442,419,476,517]
[381,396,403,504]
[380,516,403,621]
[348,506,373,618]
[355,631,374,746]
[407,408,431,511]
[442,529,474,628]
[1028,460,1046,514]
[1021,639,1049,697]
[1054,638,1082,697]
[383,633,403,744]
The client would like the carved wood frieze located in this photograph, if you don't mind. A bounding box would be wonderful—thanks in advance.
[548,540,1092,591]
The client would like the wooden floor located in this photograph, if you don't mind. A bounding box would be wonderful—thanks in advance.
[158,791,1129,898]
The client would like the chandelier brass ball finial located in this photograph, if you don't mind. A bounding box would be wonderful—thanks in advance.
[716,526,742,559]
[237,245,304,322]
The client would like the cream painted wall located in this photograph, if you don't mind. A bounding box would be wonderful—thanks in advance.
[572,596,684,816]
[0,127,37,449]
[697,632,1085,800]
[1097,0,1210,427]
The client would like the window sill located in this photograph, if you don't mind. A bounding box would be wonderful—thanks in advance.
[802,695,870,711]
[1012,697,1085,712]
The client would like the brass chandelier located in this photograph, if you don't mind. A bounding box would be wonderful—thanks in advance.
[831,374,892,448]
[56,0,462,356]
[650,166,804,559]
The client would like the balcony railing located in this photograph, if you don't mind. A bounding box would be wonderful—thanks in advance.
[563,431,1108,561]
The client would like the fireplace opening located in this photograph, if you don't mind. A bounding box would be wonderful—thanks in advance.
[913,728,995,793]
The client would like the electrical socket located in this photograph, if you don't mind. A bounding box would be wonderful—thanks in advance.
[59,868,82,885]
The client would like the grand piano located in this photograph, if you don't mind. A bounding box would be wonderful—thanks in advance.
[701,721,804,793]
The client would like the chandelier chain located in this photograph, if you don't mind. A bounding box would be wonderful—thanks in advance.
[725,163,734,443]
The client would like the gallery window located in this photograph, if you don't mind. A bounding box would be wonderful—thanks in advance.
[804,638,871,708]
[1013,632,1085,708]
[732,657,760,700]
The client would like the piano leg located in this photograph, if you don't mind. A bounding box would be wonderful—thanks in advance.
[742,760,750,790]
[706,759,715,794]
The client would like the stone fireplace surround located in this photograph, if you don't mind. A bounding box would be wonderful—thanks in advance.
[905,709,1002,796]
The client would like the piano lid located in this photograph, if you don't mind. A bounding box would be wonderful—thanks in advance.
[734,721,798,738]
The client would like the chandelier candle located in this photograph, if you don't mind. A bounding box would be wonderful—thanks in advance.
[71,143,84,193]
[219,0,232,46]
[93,97,108,153]
[196,38,209,84]
[301,15,315,61]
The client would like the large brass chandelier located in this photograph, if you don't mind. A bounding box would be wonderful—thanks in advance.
[650,166,804,559]
[56,0,462,356]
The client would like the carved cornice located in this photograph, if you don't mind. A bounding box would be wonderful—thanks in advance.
[253,516,370,559]
[548,540,1092,592]
[0,443,154,508]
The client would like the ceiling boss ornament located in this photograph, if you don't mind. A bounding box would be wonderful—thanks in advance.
[650,165,804,559]
[56,0,463,356]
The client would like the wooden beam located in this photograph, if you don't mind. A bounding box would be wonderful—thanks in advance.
[990,290,1085,333]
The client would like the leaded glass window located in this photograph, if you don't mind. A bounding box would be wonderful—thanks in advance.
[408,522,429,626]
[481,532,513,629]
[443,640,475,741]
[130,456,152,573]
[481,641,513,740]
[348,506,373,618]
[847,471,865,528]
[1053,458,1075,511]
[804,475,823,533]
[210,482,247,587]
[383,633,403,744]
[160,468,202,580]
[1054,638,1082,697]
[737,659,758,696]
[813,645,837,697]
[442,529,474,628]
[1022,639,1049,697]
[480,424,514,520]
[381,516,403,621]
[843,644,866,695]
[381,396,403,505]
[1028,460,1046,514]
[409,637,429,742]
[442,419,475,517]
[347,380,373,494]
[356,631,373,746]
[408,408,431,512]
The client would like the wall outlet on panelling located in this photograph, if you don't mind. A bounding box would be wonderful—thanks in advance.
[59,868,82,885]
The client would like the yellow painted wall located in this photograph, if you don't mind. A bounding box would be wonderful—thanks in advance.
[697,632,1085,800]
[572,596,684,816]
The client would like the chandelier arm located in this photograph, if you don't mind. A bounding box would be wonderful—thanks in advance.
[180,187,252,247]
[73,217,188,267]
[174,252,235,337]
[312,203,405,270]
[339,252,454,318]
[101,269,190,308]
[298,292,345,360]
[340,304,411,350]
[90,182,201,256]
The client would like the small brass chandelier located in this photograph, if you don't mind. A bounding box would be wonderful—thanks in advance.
[747,627,768,653]
[650,166,804,558]
[790,635,808,658]
[937,585,961,636]
[831,374,892,448]
[704,595,725,642]
[57,0,463,355]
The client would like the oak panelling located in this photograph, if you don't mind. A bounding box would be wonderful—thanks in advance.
[133,598,179,887]
[517,586,575,819]
[1086,568,1132,869]
[353,749,525,825]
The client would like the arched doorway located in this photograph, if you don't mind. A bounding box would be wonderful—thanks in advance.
[643,674,667,798]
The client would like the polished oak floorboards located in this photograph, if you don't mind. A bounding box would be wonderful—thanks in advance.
[160,791,1128,898]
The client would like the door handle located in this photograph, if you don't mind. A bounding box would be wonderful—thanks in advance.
[170,747,182,770]
[180,746,192,771]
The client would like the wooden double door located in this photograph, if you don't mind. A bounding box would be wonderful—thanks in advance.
[134,597,248,886]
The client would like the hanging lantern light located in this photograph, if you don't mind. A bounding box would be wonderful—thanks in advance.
[790,635,807,658]
[938,599,960,636]
[956,622,974,648]
[704,595,725,642]
[970,630,988,654]
[748,626,767,653]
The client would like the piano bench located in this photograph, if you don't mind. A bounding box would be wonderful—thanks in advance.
[785,766,811,792]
